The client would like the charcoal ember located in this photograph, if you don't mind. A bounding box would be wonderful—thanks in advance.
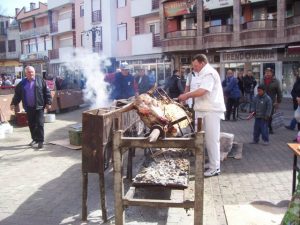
[133,149,190,188]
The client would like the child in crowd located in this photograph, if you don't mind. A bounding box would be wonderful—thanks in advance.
[250,84,272,145]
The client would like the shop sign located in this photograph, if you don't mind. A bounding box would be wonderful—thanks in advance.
[221,50,277,62]
[204,0,266,10]
[164,0,196,17]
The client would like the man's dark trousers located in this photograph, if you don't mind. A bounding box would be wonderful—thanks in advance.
[27,107,44,143]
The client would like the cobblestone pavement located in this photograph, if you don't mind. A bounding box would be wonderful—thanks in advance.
[0,98,297,225]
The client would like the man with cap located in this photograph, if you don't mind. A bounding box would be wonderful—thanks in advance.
[112,62,136,100]
[250,84,272,145]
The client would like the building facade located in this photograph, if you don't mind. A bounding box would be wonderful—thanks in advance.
[161,0,300,97]
[16,2,51,77]
[0,16,22,78]
[48,0,84,86]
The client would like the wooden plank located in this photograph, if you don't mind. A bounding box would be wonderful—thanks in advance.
[120,136,198,149]
[287,143,300,156]
[123,198,194,208]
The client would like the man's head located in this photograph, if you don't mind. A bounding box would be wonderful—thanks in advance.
[25,66,35,81]
[264,68,273,79]
[120,62,129,76]
[192,54,208,73]
[226,69,234,77]
[137,68,145,76]
[257,84,265,96]
[247,70,253,76]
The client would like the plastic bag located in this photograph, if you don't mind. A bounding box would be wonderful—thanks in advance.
[295,105,300,123]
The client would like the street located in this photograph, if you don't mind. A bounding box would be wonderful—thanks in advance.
[0,99,297,225]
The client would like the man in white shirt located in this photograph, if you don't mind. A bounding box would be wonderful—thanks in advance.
[178,54,226,177]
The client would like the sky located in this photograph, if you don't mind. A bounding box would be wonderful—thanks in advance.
[0,0,47,17]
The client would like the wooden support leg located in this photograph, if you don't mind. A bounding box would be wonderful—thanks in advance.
[127,148,133,180]
[82,172,88,221]
[113,131,125,225]
[194,132,204,225]
[99,172,108,222]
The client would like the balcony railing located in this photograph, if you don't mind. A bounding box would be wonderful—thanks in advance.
[0,53,6,59]
[152,33,161,47]
[93,42,103,53]
[165,29,197,39]
[242,19,276,30]
[20,26,50,40]
[152,0,159,10]
[49,49,59,60]
[286,16,300,26]
[92,10,102,23]
[51,22,58,33]
[204,25,233,34]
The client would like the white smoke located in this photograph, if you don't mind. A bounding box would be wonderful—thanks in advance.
[63,48,112,109]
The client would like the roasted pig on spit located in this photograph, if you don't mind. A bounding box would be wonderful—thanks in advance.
[132,89,193,137]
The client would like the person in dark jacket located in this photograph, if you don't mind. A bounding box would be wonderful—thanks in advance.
[250,84,272,145]
[111,62,136,100]
[222,69,241,121]
[262,67,282,134]
[165,69,184,99]
[10,66,52,149]
[285,75,300,131]
[135,68,150,95]
[243,70,257,103]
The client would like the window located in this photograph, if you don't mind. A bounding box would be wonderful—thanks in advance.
[117,0,126,8]
[117,23,127,41]
[80,5,84,17]
[0,41,5,53]
[149,22,160,34]
[8,40,16,52]
[81,32,84,47]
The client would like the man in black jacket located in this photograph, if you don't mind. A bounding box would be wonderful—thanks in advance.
[10,66,52,149]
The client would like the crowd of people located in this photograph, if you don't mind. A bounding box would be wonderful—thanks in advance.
[0,74,22,87]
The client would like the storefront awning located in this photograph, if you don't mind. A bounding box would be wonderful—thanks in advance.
[287,46,300,54]
[217,45,285,53]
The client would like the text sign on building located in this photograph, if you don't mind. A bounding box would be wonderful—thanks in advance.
[204,0,267,10]
[164,0,196,17]
[221,50,277,63]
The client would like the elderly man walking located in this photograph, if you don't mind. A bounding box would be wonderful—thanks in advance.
[10,66,52,149]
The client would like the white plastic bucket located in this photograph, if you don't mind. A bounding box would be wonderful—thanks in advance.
[44,114,56,123]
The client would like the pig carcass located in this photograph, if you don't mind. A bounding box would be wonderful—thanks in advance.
[132,92,193,137]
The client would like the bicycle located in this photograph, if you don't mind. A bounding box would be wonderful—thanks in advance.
[237,99,254,120]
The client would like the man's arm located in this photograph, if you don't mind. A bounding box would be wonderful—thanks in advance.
[178,88,208,101]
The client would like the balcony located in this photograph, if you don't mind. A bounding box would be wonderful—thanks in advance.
[242,19,276,30]
[202,25,233,48]
[240,20,277,46]
[165,29,197,39]
[132,33,162,55]
[93,42,103,53]
[92,10,102,23]
[131,0,159,17]
[20,26,50,40]
[20,51,48,62]
[286,16,300,43]
[48,0,74,10]
[6,52,20,59]
[48,47,74,63]
[153,33,161,47]
[204,25,233,34]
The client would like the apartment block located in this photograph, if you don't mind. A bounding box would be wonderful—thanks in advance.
[16,2,51,77]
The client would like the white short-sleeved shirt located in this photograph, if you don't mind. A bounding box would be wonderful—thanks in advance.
[187,64,226,117]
